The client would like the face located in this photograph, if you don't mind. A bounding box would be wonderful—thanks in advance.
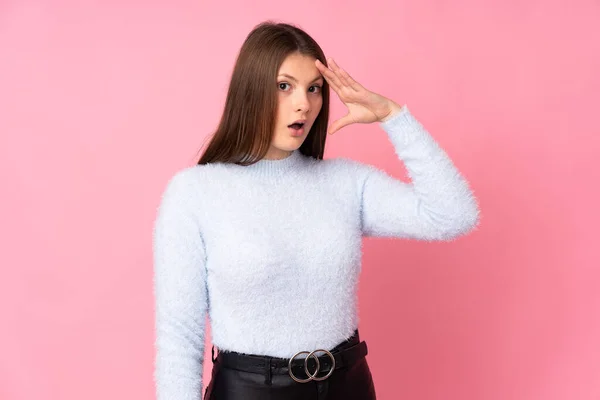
[266,52,324,160]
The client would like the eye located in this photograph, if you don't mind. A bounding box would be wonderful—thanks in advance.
[278,82,291,91]
[309,85,322,94]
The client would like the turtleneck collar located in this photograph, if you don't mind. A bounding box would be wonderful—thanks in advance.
[234,149,306,181]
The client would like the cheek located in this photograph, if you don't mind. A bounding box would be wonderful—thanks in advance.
[312,97,323,115]
[276,97,288,121]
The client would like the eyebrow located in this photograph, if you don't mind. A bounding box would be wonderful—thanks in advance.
[278,73,324,83]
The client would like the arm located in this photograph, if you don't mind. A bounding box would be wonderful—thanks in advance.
[359,105,480,240]
[153,169,208,400]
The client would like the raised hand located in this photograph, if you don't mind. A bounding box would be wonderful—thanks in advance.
[315,57,403,135]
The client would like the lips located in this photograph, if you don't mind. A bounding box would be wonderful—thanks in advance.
[288,120,305,129]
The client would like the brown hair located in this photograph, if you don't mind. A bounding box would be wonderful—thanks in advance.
[196,21,330,166]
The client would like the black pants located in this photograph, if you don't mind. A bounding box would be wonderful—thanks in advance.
[203,330,376,399]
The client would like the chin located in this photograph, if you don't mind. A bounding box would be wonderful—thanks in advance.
[273,141,304,152]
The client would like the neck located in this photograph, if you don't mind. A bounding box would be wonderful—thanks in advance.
[262,149,293,160]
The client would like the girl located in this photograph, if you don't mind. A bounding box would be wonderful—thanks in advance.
[153,21,480,400]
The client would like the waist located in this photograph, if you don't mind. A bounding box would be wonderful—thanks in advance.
[214,330,368,383]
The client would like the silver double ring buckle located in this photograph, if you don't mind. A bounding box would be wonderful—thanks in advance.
[288,349,336,383]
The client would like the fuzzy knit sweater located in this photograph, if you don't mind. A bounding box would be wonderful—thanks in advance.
[152,105,480,400]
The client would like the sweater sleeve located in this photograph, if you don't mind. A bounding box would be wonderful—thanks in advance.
[153,168,208,400]
[358,105,480,240]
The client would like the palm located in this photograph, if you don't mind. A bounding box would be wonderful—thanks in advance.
[315,58,398,134]
[342,92,389,124]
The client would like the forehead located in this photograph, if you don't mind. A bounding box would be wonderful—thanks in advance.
[277,53,321,80]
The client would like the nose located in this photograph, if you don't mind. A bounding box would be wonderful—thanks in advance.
[293,91,310,113]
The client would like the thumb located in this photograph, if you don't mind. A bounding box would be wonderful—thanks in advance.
[328,114,354,135]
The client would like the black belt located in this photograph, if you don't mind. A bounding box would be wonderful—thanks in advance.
[213,334,369,384]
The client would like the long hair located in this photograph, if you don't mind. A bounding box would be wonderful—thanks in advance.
[197,21,330,166]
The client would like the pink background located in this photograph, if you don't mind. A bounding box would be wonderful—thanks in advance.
[1,1,598,399]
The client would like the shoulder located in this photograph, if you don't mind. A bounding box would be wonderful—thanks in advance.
[319,156,380,180]
[159,162,236,207]
[163,162,226,188]
[163,165,203,192]
[158,164,219,208]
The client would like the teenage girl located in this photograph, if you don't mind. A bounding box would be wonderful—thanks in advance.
[153,21,480,400]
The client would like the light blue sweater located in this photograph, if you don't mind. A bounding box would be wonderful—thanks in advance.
[152,105,480,400]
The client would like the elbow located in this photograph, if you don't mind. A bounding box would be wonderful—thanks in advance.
[429,200,481,241]
[455,204,481,238]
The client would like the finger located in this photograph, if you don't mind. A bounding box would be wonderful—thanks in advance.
[316,60,341,92]
[328,114,354,135]
[327,58,350,87]
[328,58,362,92]
[315,59,342,92]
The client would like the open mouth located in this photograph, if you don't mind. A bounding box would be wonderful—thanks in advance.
[288,122,305,130]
